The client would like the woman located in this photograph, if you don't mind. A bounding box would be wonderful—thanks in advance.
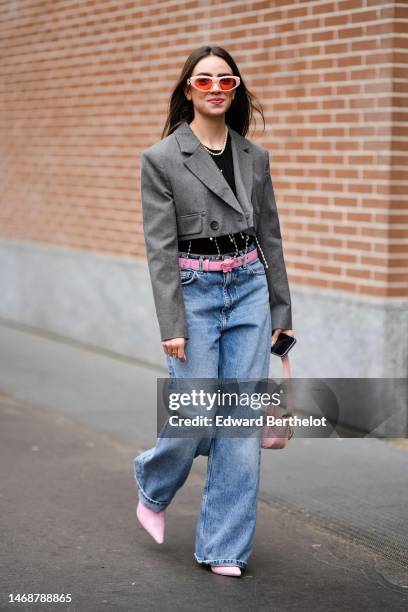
[133,45,293,577]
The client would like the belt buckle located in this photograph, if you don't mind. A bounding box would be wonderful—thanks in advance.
[220,257,235,273]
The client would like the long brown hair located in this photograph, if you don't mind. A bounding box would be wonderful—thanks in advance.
[161,45,265,139]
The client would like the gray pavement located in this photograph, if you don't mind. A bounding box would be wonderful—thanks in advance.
[1,320,408,610]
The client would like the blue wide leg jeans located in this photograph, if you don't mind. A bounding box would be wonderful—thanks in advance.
[133,243,272,570]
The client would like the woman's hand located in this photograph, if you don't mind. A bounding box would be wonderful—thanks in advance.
[271,328,294,346]
[162,337,187,362]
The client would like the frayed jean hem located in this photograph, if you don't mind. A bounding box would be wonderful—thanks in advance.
[194,553,247,570]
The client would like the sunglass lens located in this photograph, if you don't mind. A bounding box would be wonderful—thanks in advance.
[220,77,237,91]
[194,77,213,90]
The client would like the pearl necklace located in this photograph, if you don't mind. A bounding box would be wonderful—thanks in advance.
[201,127,228,156]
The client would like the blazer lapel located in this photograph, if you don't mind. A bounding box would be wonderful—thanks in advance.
[174,121,253,216]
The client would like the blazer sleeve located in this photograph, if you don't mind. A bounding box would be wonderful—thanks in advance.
[140,149,189,341]
[257,150,293,331]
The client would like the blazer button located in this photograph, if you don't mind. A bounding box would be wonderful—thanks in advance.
[210,220,219,230]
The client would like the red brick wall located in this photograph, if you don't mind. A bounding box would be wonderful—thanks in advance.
[0,0,406,297]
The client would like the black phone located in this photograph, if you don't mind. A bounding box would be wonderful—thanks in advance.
[270,332,296,357]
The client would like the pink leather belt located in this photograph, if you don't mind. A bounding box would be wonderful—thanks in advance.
[178,247,259,273]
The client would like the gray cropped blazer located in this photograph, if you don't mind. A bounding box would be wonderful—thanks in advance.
[140,120,293,341]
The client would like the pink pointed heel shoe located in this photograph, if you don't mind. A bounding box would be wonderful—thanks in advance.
[211,565,242,577]
[136,500,165,544]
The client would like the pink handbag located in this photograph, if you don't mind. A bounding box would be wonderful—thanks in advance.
[261,354,294,449]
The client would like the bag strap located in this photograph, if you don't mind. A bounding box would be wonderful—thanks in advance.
[281,354,291,379]
[281,354,293,416]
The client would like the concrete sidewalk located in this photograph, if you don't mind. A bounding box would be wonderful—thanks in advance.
[0,320,408,610]
[1,393,407,612]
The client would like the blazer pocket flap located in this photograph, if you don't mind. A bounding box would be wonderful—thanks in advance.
[176,212,203,236]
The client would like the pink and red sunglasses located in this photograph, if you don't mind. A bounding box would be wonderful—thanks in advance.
[187,75,240,92]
